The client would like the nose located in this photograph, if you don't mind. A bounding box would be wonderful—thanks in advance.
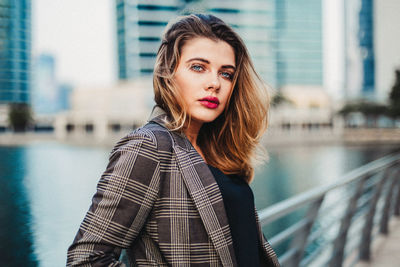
[206,72,221,92]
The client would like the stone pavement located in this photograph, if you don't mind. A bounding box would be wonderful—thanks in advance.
[355,216,400,267]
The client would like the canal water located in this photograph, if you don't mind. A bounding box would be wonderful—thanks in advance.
[0,142,398,266]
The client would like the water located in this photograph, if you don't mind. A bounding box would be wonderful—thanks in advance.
[0,142,398,266]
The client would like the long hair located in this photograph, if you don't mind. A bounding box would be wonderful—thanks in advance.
[153,14,269,183]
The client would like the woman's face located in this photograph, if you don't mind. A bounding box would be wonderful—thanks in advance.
[174,37,236,128]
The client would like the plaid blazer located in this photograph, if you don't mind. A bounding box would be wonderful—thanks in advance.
[67,106,280,267]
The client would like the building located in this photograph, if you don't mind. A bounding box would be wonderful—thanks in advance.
[343,0,376,100]
[358,0,375,96]
[269,86,334,130]
[0,0,31,104]
[373,0,400,102]
[32,54,73,114]
[209,0,324,91]
[32,54,58,115]
[116,0,324,91]
[206,0,275,85]
[116,0,180,79]
[55,78,154,142]
[115,0,277,84]
[58,83,73,111]
[31,54,74,131]
[273,0,323,89]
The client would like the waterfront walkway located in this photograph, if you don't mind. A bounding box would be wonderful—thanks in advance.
[355,217,400,267]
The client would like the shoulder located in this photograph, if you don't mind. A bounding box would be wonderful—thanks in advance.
[110,122,174,157]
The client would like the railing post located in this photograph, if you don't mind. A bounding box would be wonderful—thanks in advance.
[288,196,324,267]
[379,170,399,234]
[329,176,367,267]
[359,169,392,260]
[394,170,400,216]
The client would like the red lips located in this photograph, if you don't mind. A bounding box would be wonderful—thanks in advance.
[199,96,220,109]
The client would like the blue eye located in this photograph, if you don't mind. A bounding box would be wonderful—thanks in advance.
[191,65,204,72]
[221,72,233,80]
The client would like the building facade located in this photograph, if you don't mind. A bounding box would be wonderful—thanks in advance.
[55,78,154,142]
[116,0,180,79]
[32,54,58,115]
[358,0,375,96]
[116,0,324,91]
[205,1,275,86]
[344,0,375,100]
[373,0,400,101]
[0,0,31,104]
[273,0,323,88]
[116,1,270,80]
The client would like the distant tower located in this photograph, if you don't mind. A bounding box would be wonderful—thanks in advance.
[58,83,73,111]
[344,0,375,99]
[273,0,323,89]
[0,0,31,103]
[373,0,400,101]
[358,0,375,96]
[32,54,58,115]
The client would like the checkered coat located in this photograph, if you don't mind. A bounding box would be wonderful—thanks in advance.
[67,106,280,266]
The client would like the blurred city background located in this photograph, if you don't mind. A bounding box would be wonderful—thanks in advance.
[0,0,400,266]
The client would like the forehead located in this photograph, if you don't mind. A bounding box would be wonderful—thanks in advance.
[180,37,235,66]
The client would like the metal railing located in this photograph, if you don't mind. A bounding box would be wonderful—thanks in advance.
[259,152,400,267]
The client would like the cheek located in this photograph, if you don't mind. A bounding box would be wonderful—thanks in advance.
[175,73,198,95]
[221,85,234,104]
[175,76,192,101]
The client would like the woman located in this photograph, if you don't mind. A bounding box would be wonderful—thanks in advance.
[67,14,279,266]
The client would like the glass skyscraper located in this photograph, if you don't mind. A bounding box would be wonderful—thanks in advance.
[207,0,276,86]
[116,0,276,83]
[115,0,323,89]
[0,0,31,103]
[32,54,58,114]
[344,0,375,99]
[116,0,180,79]
[273,0,323,88]
[358,0,374,95]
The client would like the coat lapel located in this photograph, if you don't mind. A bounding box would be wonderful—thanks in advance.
[174,145,237,267]
[149,106,237,266]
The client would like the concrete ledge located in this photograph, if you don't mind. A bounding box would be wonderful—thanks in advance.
[1,128,400,148]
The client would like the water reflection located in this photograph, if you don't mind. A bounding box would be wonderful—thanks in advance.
[0,147,38,266]
[251,144,400,210]
[23,143,109,267]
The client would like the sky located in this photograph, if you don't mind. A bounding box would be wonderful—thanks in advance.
[32,0,116,88]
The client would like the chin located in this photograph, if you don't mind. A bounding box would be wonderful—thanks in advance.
[191,113,220,124]
[191,116,217,124]
[188,107,225,124]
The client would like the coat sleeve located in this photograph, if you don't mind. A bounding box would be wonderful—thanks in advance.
[67,130,161,266]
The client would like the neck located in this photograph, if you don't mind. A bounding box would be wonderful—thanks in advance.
[183,121,202,146]
[183,120,206,162]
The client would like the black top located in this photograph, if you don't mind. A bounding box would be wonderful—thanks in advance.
[208,165,260,267]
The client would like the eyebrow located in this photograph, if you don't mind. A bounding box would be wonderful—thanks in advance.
[186,57,236,70]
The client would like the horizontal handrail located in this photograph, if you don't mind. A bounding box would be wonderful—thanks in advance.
[259,152,400,224]
[269,219,309,247]
[259,151,400,267]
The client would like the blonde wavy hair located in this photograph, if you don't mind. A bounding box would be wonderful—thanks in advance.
[153,14,269,183]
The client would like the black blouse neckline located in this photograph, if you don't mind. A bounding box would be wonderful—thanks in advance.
[207,164,260,267]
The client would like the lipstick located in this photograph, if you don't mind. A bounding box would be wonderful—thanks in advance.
[199,96,219,109]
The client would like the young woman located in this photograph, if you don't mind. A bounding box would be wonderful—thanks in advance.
[67,14,279,266]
